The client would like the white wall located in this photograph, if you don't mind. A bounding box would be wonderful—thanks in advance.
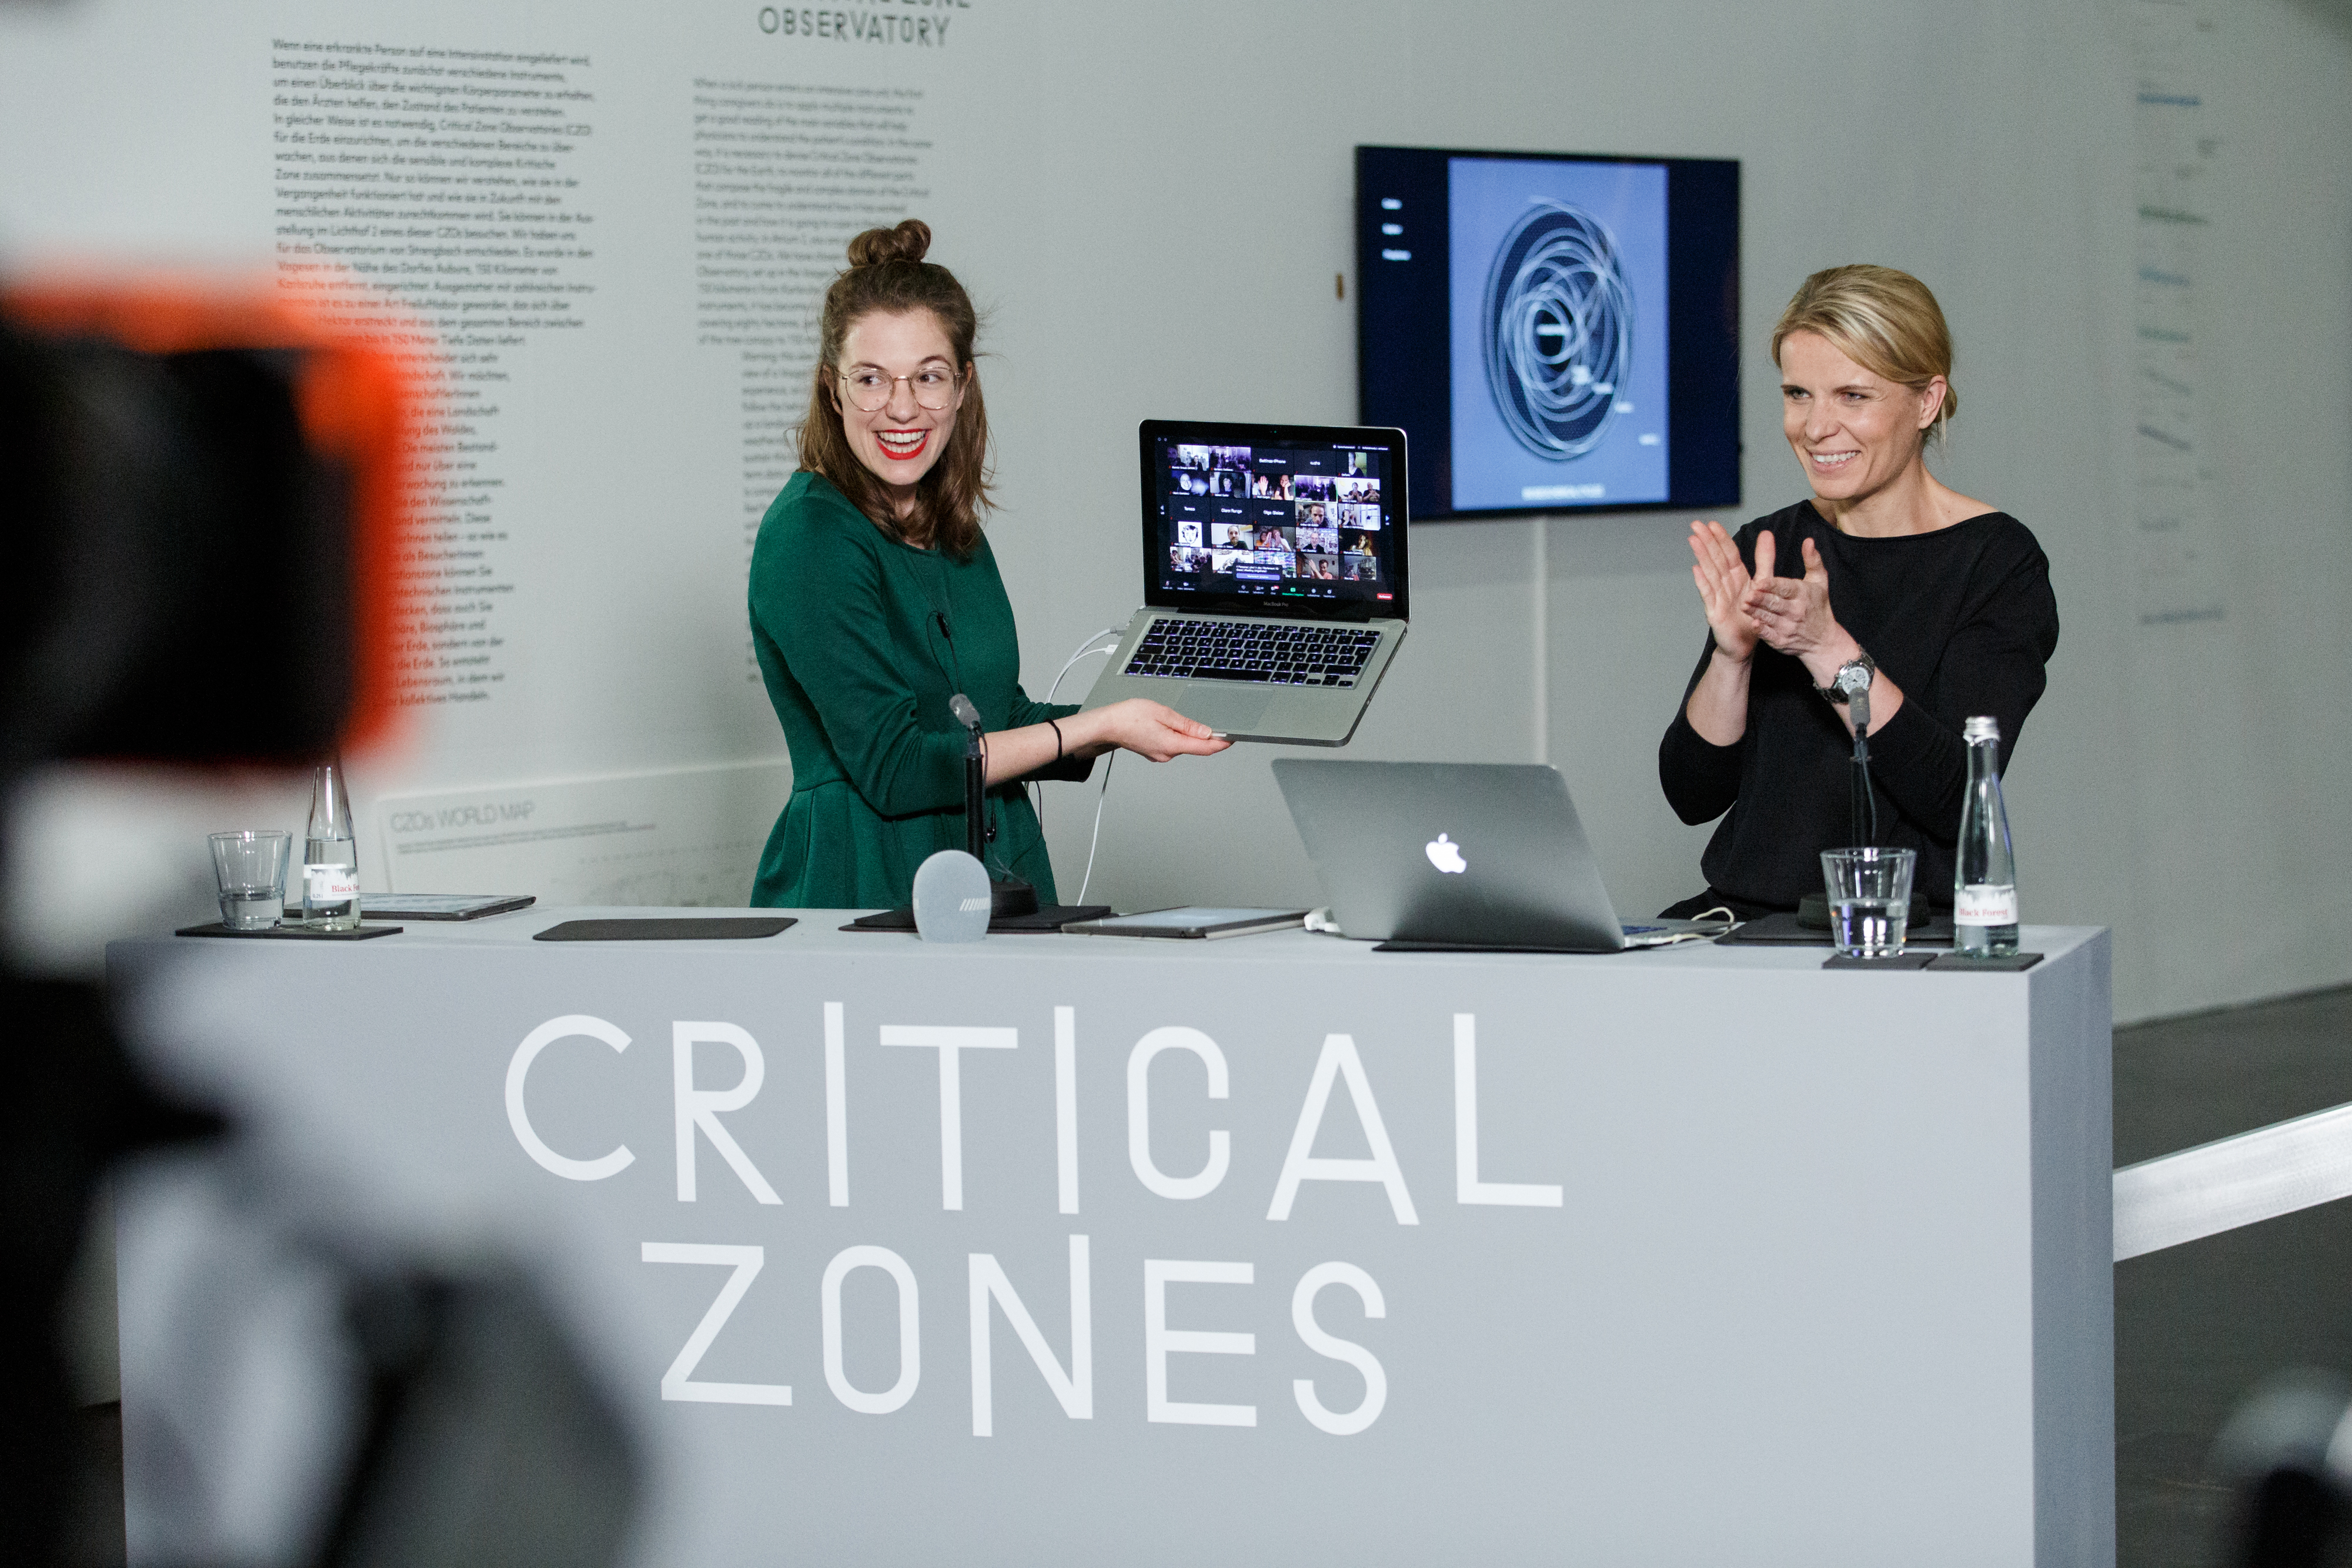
[4,0,2347,1022]
[981,0,2352,1024]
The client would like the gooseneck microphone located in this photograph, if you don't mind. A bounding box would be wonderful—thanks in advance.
[949,693,987,858]
[1849,686,1878,847]
[946,693,1038,918]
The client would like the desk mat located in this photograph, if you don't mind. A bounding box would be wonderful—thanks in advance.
[1822,951,1938,970]
[1927,951,2044,971]
[1374,939,1612,955]
[1717,911,1954,948]
[176,922,404,940]
[533,917,797,942]
[841,904,1114,935]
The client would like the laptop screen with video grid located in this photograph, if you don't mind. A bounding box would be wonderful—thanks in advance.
[1140,419,1409,623]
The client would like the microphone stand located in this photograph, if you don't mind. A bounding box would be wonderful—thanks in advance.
[1849,685,1877,848]
[951,694,1039,919]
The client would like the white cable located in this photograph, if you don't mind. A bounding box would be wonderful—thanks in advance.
[1047,627,1124,705]
[1031,626,1124,833]
[1077,753,1115,905]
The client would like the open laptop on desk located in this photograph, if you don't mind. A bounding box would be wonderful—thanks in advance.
[1272,760,1729,952]
[1078,419,1409,745]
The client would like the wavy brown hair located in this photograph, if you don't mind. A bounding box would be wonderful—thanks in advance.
[794,219,993,556]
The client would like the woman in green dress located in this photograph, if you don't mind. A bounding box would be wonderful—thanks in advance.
[748,220,1229,908]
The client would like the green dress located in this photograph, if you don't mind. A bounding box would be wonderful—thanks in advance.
[748,472,1088,908]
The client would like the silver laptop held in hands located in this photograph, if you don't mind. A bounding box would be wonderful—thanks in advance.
[1080,419,1409,745]
[1272,760,1725,951]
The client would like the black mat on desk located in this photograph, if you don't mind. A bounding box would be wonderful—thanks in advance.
[1374,939,1610,954]
[1822,951,1938,970]
[842,904,1114,935]
[177,922,404,940]
[1718,911,1954,948]
[1928,951,2044,972]
[533,917,797,942]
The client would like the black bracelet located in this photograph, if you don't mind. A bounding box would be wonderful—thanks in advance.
[1047,718,1064,760]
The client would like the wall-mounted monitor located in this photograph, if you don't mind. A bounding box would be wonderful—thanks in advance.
[1356,145,1740,521]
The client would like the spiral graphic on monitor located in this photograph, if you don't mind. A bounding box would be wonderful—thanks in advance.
[1481,201,1635,462]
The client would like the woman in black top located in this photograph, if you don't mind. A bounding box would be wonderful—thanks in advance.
[1658,265,2059,917]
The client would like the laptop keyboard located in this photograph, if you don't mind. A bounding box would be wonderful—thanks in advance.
[1122,618,1381,687]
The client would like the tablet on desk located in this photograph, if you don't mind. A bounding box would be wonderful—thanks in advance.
[357,894,536,921]
[1063,907,1309,940]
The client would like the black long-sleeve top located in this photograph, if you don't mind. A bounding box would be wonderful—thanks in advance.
[1657,501,2059,911]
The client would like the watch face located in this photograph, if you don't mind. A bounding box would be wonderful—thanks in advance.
[1836,664,1871,697]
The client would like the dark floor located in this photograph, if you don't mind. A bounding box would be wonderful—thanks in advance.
[2117,984,2352,1567]
[55,985,2352,1566]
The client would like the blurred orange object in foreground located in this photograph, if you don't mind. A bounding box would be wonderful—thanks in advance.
[2,271,432,757]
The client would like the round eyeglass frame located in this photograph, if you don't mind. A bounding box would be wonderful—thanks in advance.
[836,365,963,414]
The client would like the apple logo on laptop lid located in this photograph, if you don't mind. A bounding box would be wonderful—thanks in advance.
[1425,833,1466,874]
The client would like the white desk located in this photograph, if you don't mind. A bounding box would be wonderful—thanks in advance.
[111,912,2113,1566]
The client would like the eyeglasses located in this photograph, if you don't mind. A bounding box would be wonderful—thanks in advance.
[837,363,961,413]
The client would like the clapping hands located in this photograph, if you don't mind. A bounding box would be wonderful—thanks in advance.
[1688,522,1845,663]
[1688,520,1759,661]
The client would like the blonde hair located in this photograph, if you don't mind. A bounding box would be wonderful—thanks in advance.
[1772,265,1957,444]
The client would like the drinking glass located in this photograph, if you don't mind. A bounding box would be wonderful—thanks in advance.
[1819,847,1917,958]
[209,830,291,931]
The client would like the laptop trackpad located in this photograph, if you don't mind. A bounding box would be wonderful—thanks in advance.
[1175,683,1271,733]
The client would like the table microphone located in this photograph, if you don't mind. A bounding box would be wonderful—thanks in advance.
[946,693,1038,918]
[949,692,983,740]
[1849,687,1877,847]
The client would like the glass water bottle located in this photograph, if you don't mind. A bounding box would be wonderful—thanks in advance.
[1954,717,2019,955]
[302,758,362,930]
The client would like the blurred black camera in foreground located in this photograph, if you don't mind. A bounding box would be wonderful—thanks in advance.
[0,281,638,1567]
[2217,1372,2352,1568]
[0,285,414,774]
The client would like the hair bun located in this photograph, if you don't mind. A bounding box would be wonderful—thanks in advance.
[846,219,932,268]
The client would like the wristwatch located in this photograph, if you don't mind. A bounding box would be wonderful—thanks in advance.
[1817,650,1876,706]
